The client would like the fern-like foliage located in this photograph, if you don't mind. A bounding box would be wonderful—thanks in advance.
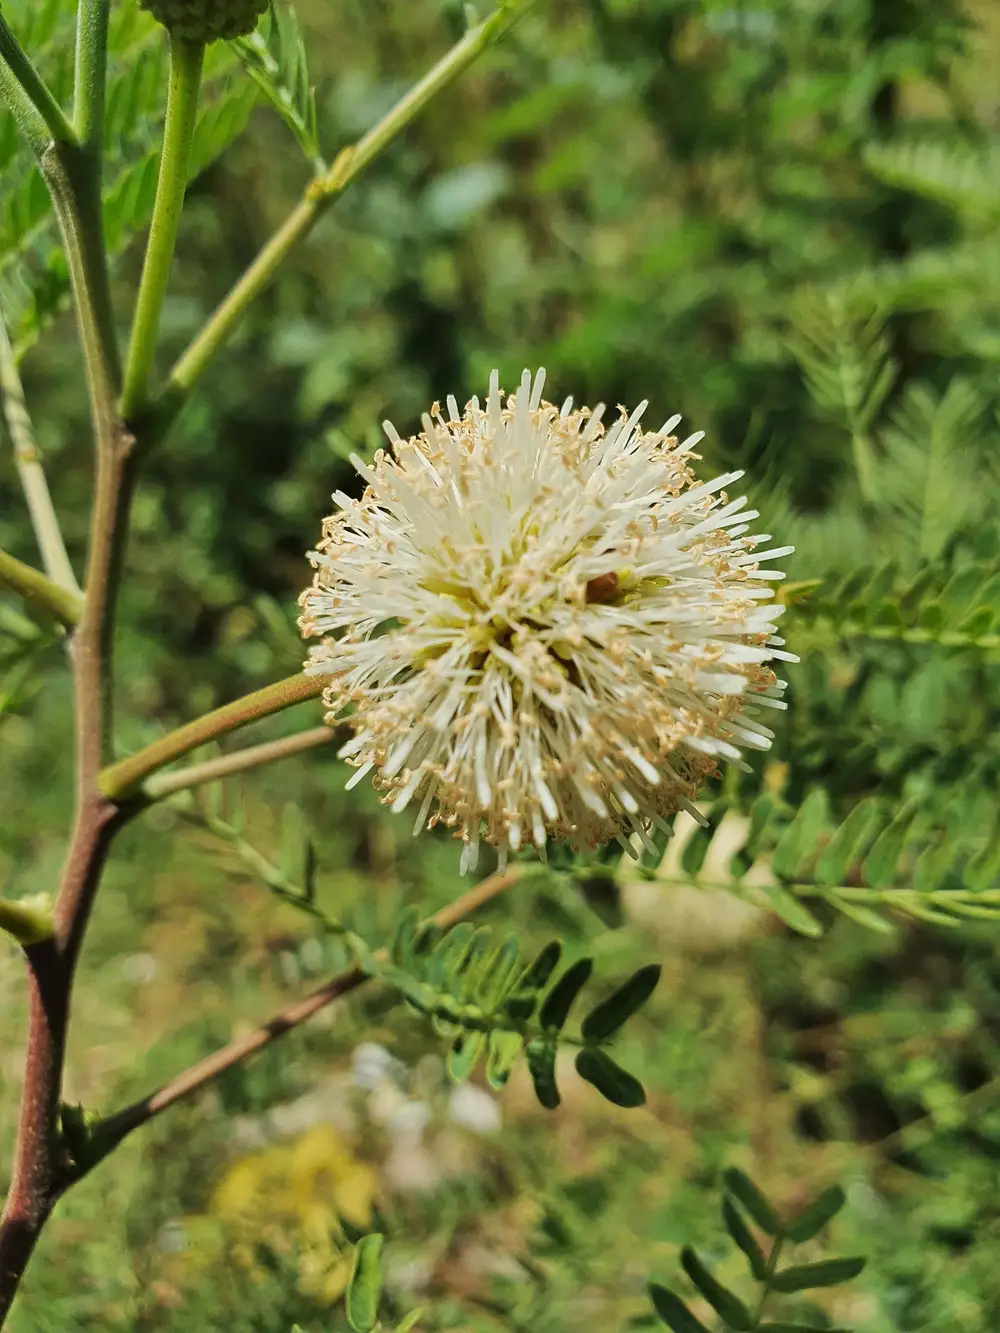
[650,1170,864,1333]
[777,548,1000,792]
[864,136,1000,225]
[788,556,1000,652]
[177,786,660,1110]
[355,912,660,1110]
[785,292,896,501]
[0,0,259,357]
[232,1,321,170]
[633,787,1000,937]
[876,378,991,563]
[808,240,1000,324]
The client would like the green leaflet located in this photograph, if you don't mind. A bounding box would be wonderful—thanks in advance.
[860,809,913,888]
[770,1256,866,1293]
[784,1185,847,1242]
[680,1247,753,1330]
[526,1039,560,1110]
[345,1233,384,1333]
[475,933,521,1009]
[771,788,831,880]
[722,1169,781,1236]
[447,1030,486,1083]
[813,799,881,886]
[574,1048,646,1108]
[758,881,824,937]
[580,963,661,1042]
[485,1029,523,1089]
[649,1284,712,1333]
[722,1196,768,1280]
[540,957,593,1032]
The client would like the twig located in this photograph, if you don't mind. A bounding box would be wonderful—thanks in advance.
[120,32,205,420]
[144,725,335,800]
[0,549,82,627]
[99,672,325,799]
[0,313,79,595]
[88,867,521,1169]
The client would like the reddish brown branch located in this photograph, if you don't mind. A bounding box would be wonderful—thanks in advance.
[0,799,122,1319]
[0,942,63,1306]
[0,147,131,1319]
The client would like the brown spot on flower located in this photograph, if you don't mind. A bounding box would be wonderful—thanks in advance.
[584,571,620,604]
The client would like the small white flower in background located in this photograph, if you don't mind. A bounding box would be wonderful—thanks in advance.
[300,369,796,872]
[447,1083,503,1135]
[351,1041,407,1091]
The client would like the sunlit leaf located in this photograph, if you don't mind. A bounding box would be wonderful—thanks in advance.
[346,1233,384,1332]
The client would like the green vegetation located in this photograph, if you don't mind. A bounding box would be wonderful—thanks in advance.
[2,0,1000,1329]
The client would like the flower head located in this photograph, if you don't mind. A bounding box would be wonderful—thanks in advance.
[300,370,796,872]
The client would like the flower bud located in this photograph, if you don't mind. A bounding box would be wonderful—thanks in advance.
[139,0,269,42]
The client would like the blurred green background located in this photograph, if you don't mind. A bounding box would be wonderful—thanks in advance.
[2,0,1000,1328]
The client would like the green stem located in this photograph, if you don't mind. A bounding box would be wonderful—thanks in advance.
[99,673,326,799]
[850,429,878,505]
[42,139,128,768]
[0,314,80,595]
[158,0,534,426]
[120,32,205,421]
[0,14,76,155]
[752,1235,783,1327]
[144,724,334,800]
[0,549,82,627]
[41,143,123,441]
[73,0,110,151]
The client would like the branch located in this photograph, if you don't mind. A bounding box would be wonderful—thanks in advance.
[92,866,520,1166]
[0,549,82,627]
[0,14,76,156]
[144,724,334,800]
[99,672,326,799]
[156,0,534,430]
[120,32,205,420]
[41,144,122,460]
[2,9,129,1317]
[0,941,66,1318]
[0,805,122,1324]
[0,313,80,595]
[73,0,110,151]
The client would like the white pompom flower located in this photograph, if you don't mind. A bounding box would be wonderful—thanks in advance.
[299,369,796,873]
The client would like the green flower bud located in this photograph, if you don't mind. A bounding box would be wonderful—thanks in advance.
[139,0,269,43]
